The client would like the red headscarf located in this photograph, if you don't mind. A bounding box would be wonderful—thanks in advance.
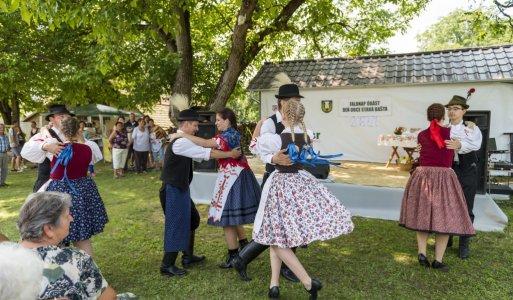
[429,119,445,149]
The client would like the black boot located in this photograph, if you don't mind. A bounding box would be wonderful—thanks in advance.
[447,235,453,248]
[232,240,269,281]
[182,231,206,267]
[459,237,470,259]
[280,247,300,282]
[160,252,187,276]
[219,248,238,268]
[239,238,249,251]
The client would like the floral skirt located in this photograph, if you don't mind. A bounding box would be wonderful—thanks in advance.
[253,170,354,248]
[47,177,109,243]
[399,166,475,236]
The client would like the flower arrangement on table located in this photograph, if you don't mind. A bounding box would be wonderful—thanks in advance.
[394,126,406,135]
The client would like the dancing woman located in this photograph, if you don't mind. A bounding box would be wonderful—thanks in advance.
[44,117,108,256]
[399,103,475,271]
[251,100,353,299]
[172,108,261,268]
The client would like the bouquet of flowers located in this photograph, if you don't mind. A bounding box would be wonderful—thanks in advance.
[394,126,406,135]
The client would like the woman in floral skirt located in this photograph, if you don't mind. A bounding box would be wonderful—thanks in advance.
[251,99,353,300]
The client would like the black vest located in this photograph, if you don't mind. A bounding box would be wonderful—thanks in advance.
[160,138,193,192]
[38,129,63,178]
[264,114,286,173]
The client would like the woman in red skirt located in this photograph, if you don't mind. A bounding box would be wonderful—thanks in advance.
[399,103,475,271]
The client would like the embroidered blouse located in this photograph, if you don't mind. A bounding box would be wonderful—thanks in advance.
[214,127,250,169]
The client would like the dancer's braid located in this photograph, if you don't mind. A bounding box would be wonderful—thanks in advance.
[285,100,306,146]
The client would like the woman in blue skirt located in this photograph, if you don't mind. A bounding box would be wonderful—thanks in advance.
[173,108,261,268]
[45,117,108,256]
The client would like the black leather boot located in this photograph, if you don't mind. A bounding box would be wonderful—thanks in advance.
[219,248,238,269]
[280,247,300,282]
[459,237,470,259]
[161,252,187,276]
[182,231,206,267]
[239,238,249,251]
[447,235,453,248]
[232,240,269,281]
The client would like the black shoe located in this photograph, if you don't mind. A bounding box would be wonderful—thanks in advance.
[431,260,449,272]
[160,264,187,276]
[219,250,238,269]
[232,241,269,281]
[280,265,300,282]
[418,253,430,267]
[305,279,322,300]
[182,254,206,268]
[268,286,280,299]
[459,237,470,259]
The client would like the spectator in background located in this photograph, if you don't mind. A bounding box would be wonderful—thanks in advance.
[149,118,167,171]
[0,124,9,187]
[29,121,39,138]
[130,118,150,174]
[8,121,25,172]
[125,113,138,170]
[109,121,129,178]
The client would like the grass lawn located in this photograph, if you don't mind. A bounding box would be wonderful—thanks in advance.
[1,164,512,299]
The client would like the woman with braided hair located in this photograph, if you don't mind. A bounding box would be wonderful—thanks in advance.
[251,99,353,300]
[44,117,108,256]
[399,103,475,272]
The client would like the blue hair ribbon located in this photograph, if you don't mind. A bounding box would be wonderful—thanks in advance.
[50,144,79,195]
[287,143,343,167]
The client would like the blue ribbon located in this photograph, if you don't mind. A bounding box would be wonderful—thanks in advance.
[287,143,343,167]
[50,144,79,195]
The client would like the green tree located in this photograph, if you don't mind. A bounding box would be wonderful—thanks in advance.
[3,0,429,123]
[417,7,513,51]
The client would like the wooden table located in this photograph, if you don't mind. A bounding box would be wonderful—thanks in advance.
[377,134,418,167]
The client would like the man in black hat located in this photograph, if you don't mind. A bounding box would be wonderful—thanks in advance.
[159,109,242,276]
[444,94,482,259]
[231,83,301,282]
[21,104,74,191]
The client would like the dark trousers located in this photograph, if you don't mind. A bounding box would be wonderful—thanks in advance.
[453,164,478,223]
[125,144,135,169]
[33,158,51,192]
[261,163,275,189]
[134,150,148,173]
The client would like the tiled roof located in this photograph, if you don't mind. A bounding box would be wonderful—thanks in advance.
[247,44,513,90]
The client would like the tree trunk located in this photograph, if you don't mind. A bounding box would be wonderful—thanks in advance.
[11,93,20,124]
[0,98,12,125]
[208,0,306,111]
[166,2,194,126]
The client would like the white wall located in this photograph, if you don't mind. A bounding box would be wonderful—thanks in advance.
[260,82,513,163]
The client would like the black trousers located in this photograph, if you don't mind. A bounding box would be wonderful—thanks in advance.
[33,158,51,192]
[134,150,148,173]
[261,163,275,189]
[453,164,478,223]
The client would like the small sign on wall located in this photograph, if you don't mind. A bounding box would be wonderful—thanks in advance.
[339,97,392,116]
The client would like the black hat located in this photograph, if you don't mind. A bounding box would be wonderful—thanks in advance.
[445,95,469,109]
[177,109,200,121]
[45,104,75,121]
[275,83,303,99]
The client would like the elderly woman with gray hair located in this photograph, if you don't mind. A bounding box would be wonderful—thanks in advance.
[18,192,136,300]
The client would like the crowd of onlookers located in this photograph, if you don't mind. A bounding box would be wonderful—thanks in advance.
[0,113,174,187]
